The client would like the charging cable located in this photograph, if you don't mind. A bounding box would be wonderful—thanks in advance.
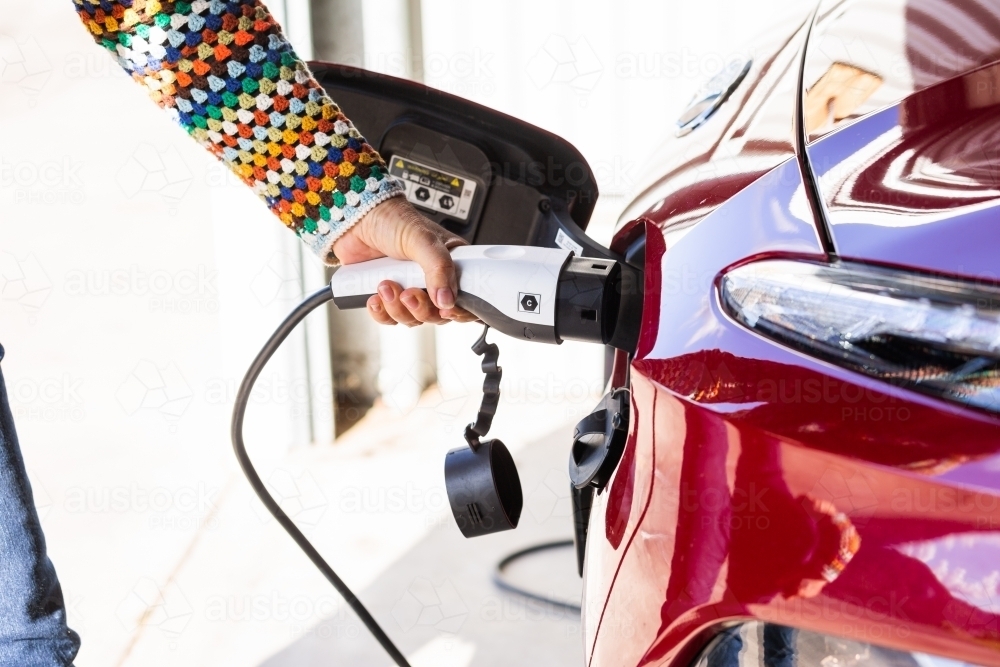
[230,287,412,667]
[493,540,582,614]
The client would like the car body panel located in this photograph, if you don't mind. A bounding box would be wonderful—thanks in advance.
[586,161,1000,665]
[591,159,1000,667]
[589,0,1000,665]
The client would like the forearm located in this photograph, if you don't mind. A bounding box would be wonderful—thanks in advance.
[72,0,403,264]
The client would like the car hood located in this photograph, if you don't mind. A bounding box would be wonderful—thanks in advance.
[802,0,1000,281]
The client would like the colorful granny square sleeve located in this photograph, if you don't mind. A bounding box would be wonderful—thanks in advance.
[73,0,405,265]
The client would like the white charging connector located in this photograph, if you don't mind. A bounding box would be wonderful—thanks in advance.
[331,244,642,350]
[331,245,572,343]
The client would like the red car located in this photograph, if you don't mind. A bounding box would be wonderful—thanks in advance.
[585,0,1000,664]
[286,0,1000,664]
[587,0,1000,660]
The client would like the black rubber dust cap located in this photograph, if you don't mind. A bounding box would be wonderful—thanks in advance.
[445,439,522,538]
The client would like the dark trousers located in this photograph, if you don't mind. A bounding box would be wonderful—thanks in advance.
[0,345,80,665]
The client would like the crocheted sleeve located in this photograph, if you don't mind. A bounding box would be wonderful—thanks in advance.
[72,0,405,265]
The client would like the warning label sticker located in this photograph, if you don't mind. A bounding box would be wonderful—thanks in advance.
[389,157,478,221]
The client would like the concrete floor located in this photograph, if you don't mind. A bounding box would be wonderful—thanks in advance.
[96,386,593,667]
[261,423,585,667]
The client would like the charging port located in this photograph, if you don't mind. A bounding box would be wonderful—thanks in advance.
[555,257,642,352]
[556,258,619,344]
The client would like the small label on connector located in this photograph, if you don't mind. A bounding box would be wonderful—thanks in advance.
[555,228,584,256]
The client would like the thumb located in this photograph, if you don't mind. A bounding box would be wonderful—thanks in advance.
[403,225,461,310]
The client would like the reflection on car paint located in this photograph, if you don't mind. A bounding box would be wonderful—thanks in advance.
[807,60,1000,280]
[804,0,1000,142]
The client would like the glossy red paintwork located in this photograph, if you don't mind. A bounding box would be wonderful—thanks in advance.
[588,155,1000,667]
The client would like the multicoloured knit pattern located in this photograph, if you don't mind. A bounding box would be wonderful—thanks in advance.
[73,0,404,264]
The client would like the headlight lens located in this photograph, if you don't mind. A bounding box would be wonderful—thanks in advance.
[721,259,1000,413]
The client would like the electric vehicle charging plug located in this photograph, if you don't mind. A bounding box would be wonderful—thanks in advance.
[330,245,642,352]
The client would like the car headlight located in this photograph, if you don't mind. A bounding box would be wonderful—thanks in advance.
[695,622,985,667]
[720,259,1000,413]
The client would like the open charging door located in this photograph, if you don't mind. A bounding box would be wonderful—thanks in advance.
[310,63,612,258]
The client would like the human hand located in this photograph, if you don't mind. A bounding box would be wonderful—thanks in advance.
[332,197,479,326]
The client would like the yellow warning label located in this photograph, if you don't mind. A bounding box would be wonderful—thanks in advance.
[389,157,465,196]
[387,155,478,222]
